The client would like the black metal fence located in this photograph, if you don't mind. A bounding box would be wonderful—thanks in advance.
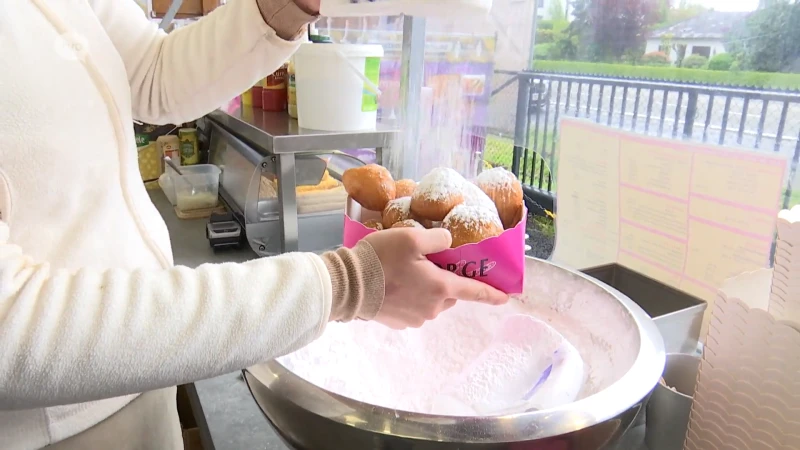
[488,70,800,209]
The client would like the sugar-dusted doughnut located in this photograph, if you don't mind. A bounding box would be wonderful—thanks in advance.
[476,167,524,229]
[411,213,436,229]
[342,164,396,212]
[362,219,384,230]
[382,197,412,229]
[410,167,466,222]
[442,204,503,248]
[463,181,499,216]
[391,219,424,229]
[395,179,417,198]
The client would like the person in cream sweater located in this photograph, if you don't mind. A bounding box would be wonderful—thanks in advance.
[0,0,508,448]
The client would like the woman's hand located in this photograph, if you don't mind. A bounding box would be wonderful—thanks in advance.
[292,0,321,14]
[364,228,509,329]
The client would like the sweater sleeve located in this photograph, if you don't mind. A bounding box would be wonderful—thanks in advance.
[0,220,332,410]
[87,0,312,126]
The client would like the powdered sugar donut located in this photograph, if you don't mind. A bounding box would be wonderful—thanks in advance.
[412,214,436,229]
[391,219,424,229]
[476,167,524,229]
[382,197,412,229]
[362,219,384,230]
[463,181,499,216]
[411,167,466,222]
[343,164,396,212]
[442,204,503,248]
[394,179,417,198]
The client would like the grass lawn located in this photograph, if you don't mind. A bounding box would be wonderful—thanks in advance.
[483,133,557,190]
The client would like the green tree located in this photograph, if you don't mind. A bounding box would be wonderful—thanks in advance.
[708,53,734,71]
[727,1,800,73]
[653,1,707,29]
[548,0,566,20]
[682,54,708,69]
[582,0,662,61]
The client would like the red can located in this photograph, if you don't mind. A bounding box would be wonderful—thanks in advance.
[262,65,288,112]
[251,85,264,109]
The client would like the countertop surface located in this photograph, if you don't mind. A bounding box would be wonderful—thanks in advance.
[150,189,648,450]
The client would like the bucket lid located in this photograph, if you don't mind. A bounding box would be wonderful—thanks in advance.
[296,43,384,58]
[308,34,333,43]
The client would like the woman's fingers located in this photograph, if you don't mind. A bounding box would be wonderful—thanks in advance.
[442,271,509,305]
[409,228,454,255]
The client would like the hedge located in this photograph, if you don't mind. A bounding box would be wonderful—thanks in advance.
[532,60,800,91]
[682,54,709,69]
[708,53,734,71]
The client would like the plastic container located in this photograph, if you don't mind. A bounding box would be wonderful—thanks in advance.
[319,0,493,17]
[158,172,177,206]
[168,164,221,212]
[294,43,384,131]
[343,197,526,294]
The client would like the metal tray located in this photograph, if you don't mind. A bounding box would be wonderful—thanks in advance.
[582,264,706,355]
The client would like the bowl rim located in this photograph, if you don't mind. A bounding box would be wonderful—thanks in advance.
[247,256,666,442]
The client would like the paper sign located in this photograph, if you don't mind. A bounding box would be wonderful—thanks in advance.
[553,119,787,334]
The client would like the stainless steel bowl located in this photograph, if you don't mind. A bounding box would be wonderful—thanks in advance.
[245,257,665,449]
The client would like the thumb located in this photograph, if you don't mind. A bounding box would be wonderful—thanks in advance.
[412,228,453,255]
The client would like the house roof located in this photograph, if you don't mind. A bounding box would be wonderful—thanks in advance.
[650,11,749,40]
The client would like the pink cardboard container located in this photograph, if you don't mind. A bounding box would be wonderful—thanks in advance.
[343,198,526,294]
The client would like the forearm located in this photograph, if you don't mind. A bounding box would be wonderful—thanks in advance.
[89,0,316,125]
[256,0,318,40]
[0,234,331,409]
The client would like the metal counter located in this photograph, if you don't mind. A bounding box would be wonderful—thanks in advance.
[207,108,397,156]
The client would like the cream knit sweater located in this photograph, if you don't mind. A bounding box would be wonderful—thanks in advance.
[0,0,346,448]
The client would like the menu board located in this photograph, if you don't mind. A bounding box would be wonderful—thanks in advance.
[552,118,787,304]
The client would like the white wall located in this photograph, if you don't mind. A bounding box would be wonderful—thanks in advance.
[645,38,727,64]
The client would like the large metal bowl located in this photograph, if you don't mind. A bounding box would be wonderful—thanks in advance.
[245,257,665,449]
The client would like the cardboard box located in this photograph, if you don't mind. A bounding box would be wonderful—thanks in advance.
[151,0,223,18]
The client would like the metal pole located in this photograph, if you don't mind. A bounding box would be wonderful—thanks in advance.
[528,1,539,69]
[512,75,532,177]
[682,91,698,139]
[276,154,299,253]
[393,15,427,180]
[159,0,184,30]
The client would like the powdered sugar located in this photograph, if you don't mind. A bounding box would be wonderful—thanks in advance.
[414,167,466,202]
[384,196,411,215]
[280,302,510,413]
[463,182,499,215]
[444,204,503,231]
[432,315,584,416]
[276,259,641,416]
[477,167,518,189]
[393,219,424,229]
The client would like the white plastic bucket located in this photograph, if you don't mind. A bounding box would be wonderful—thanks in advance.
[294,43,384,132]
[319,0,493,17]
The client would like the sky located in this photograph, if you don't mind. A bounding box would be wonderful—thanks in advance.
[693,0,759,12]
